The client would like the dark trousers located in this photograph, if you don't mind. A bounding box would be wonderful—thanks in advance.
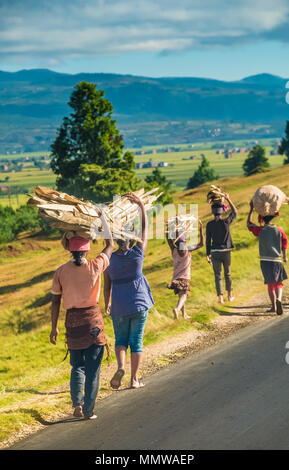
[69,343,104,417]
[211,251,232,296]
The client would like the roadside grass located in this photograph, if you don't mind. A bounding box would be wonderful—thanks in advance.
[1,164,289,446]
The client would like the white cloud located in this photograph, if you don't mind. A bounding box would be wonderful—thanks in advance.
[0,0,289,63]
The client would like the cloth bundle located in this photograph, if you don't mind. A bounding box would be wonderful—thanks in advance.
[27,186,161,243]
[252,185,289,217]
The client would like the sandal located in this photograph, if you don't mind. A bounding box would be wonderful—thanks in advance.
[73,405,84,418]
[110,368,125,389]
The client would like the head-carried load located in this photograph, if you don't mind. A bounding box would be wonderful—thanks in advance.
[27,186,161,247]
[166,214,197,244]
[252,185,289,218]
[207,185,228,213]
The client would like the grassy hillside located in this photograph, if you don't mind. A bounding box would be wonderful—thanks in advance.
[1,164,289,445]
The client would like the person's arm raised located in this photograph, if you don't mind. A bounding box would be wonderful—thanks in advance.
[98,209,114,260]
[247,199,258,228]
[224,192,237,216]
[126,193,148,253]
[165,223,176,253]
[188,220,204,252]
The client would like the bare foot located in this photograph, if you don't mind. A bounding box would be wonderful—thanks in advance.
[173,308,179,320]
[73,406,84,418]
[84,414,97,420]
[228,291,235,302]
[218,295,224,304]
[130,380,145,389]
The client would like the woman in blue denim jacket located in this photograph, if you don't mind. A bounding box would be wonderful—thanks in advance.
[104,193,154,390]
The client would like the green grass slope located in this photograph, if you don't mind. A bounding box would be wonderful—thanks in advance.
[0,164,289,444]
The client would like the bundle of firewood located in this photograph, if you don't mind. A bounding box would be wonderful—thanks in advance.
[27,186,161,242]
[166,214,197,242]
[206,185,226,206]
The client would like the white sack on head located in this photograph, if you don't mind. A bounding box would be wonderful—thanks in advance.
[252,185,289,217]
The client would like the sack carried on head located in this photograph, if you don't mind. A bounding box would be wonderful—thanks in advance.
[252,185,289,217]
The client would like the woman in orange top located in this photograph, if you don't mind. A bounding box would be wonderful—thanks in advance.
[50,210,113,420]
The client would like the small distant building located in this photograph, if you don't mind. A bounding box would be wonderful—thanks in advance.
[224,149,232,159]
[158,161,168,167]
[135,162,145,169]
[0,164,9,172]
[0,185,9,194]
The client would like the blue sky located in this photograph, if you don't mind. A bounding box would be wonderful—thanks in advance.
[1,0,289,80]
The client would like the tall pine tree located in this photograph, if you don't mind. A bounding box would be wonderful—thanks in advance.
[50,81,139,201]
[187,155,218,189]
[145,167,173,204]
[243,145,269,176]
[278,121,289,165]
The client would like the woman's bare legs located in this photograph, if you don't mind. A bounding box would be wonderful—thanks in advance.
[115,345,126,370]
[276,286,283,302]
[130,353,143,388]
[181,304,190,319]
[173,293,188,319]
[267,286,276,312]
[110,346,126,389]
[276,285,283,315]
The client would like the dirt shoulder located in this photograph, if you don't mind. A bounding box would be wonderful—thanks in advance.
[3,290,288,449]
[139,291,286,377]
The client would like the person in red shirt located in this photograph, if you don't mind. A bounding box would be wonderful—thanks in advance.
[247,200,288,315]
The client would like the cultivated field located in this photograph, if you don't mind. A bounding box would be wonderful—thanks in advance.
[0,138,283,207]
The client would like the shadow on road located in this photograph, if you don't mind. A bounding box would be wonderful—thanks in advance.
[5,388,69,396]
[212,306,277,317]
[4,408,85,426]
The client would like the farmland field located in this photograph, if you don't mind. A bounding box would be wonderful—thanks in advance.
[0,138,283,207]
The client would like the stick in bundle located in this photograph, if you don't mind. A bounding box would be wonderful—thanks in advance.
[27,186,162,242]
[166,214,197,242]
[207,185,226,205]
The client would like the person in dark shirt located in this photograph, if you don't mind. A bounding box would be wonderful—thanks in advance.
[206,193,237,303]
[247,200,288,315]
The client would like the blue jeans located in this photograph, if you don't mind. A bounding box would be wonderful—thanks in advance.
[69,344,104,417]
[112,310,148,353]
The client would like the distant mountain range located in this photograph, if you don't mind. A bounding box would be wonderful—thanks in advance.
[0,69,288,152]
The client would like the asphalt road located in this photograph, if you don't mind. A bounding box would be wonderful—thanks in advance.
[10,314,289,450]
